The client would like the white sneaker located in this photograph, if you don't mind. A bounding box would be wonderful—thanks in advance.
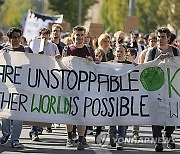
[54,123,60,128]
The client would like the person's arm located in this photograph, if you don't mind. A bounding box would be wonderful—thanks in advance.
[138,49,147,64]
[54,44,61,58]
[144,49,152,62]
[62,45,69,57]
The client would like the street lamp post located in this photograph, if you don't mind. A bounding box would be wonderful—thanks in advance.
[129,0,134,16]
[78,0,82,25]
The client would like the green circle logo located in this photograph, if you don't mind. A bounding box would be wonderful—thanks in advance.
[140,67,164,91]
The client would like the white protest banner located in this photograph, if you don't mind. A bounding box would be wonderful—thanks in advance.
[23,9,63,42]
[0,52,179,126]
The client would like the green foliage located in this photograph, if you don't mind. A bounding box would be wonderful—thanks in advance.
[135,0,163,33]
[48,0,98,27]
[0,0,45,27]
[100,0,128,32]
[0,0,30,27]
[100,0,180,33]
[158,0,180,29]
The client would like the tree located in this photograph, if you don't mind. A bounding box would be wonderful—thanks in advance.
[100,0,128,32]
[100,0,180,33]
[135,0,163,33]
[157,0,180,30]
[0,0,45,27]
[48,0,98,28]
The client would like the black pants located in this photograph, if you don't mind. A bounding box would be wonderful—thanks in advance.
[152,125,175,143]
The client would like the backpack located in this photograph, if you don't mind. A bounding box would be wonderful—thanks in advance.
[151,46,178,60]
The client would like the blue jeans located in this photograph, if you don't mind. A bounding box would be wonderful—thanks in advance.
[2,119,22,143]
[109,126,125,138]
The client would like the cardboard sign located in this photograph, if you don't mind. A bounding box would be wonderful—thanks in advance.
[49,22,71,33]
[124,16,139,33]
[89,23,104,39]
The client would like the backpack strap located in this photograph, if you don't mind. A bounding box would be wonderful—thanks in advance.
[172,46,178,56]
[141,45,145,51]
[84,44,95,58]
[62,45,69,56]
[151,47,157,60]
[84,44,93,55]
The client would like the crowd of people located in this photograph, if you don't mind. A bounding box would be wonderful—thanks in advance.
[0,24,180,152]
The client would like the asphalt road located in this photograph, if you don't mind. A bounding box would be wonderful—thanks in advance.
[0,122,180,154]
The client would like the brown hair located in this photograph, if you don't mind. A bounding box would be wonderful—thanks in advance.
[95,48,107,62]
[38,27,51,35]
[155,27,171,38]
[52,24,63,32]
[127,48,137,58]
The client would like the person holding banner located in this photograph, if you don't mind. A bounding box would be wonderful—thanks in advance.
[62,25,94,150]
[29,27,60,141]
[144,27,180,152]
[108,44,129,150]
[0,27,33,148]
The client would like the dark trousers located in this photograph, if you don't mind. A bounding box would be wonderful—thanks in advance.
[152,125,175,143]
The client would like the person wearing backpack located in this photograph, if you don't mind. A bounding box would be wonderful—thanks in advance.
[144,27,180,152]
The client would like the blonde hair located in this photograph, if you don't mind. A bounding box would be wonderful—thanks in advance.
[98,33,111,48]
[63,36,73,45]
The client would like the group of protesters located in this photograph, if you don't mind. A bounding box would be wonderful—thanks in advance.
[0,23,180,152]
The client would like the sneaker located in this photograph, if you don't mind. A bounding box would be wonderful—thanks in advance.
[54,124,60,128]
[32,133,40,141]
[11,142,23,148]
[0,135,10,145]
[86,130,93,135]
[37,128,43,135]
[72,133,77,140]
[66,139,76,147]
[116,141,124,150]
[167,137,175,149]
[133,134,140,140]
[154,143,163,152]
[46,128,52,133]
[110,136,116,147]
[82,137,88,148]
[77,142,84,150]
